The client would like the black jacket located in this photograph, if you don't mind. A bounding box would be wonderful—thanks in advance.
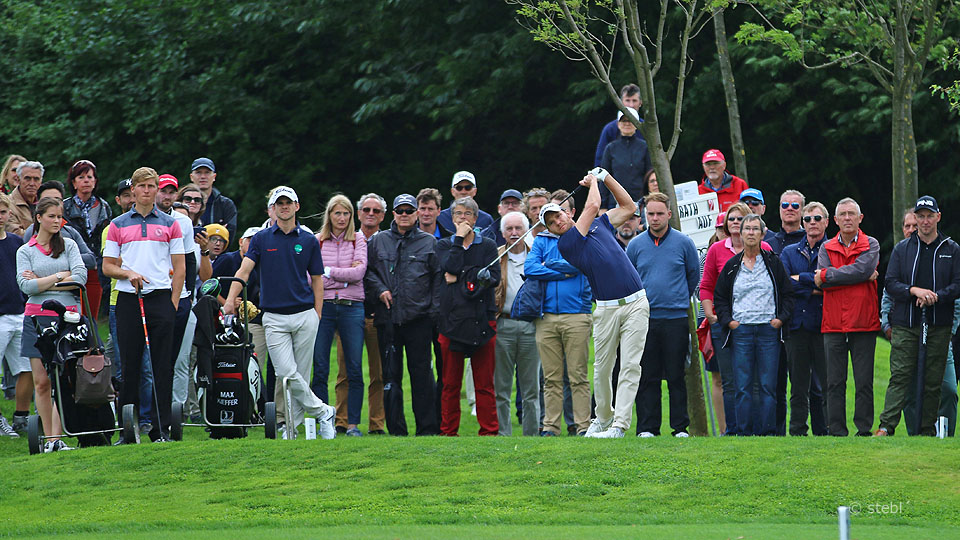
[436,234,500,352]
[62,195,112,256]
[885,232,960,327]
[365,222,443,326]
[713,249,794,348]
[202,188,238,242]
[599,134,651,209]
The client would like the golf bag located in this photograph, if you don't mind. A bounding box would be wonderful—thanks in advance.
[193,295,265,438]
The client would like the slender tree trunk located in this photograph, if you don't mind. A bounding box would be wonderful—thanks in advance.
[713,9,748,180]
[891,16,919,241]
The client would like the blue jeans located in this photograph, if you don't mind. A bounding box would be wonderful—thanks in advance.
[110,305,154,425]
[311,302,365,424]
[711,322,738,435]
[731,323,780,436]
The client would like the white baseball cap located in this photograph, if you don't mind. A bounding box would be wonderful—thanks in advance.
[240,227,261,240]
[268,186,299,206]
[538,203,563,225]
[451,171,477,187]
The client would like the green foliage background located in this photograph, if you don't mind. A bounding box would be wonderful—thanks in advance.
[1,0,959,256]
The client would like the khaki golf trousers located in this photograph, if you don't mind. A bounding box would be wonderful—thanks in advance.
[593,294,649,431]
[536,313,592,434]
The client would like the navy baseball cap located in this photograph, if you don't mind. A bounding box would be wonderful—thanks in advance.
[500,189,522,202]
[116,178,132,197]
[915,195,939,213]
[191,157,216,172]
[739,188,764,204]
[393,194,417,210]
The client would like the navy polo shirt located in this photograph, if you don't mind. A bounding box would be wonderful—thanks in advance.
[244,223,323,314]
[558,213,644,301]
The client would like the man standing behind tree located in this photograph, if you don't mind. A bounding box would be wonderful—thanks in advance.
[190,157,237,242]
[816,197,881,437]
[626,192,699,437]
[103,167,186,442]
[594,83,645,167]
[876,196,960,436]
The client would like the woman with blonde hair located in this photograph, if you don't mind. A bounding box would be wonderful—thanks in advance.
[1,154,26,194]
[311,194,367,436]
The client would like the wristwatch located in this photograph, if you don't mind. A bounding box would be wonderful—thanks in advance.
[201,250,210,257]
[55,272,64,282]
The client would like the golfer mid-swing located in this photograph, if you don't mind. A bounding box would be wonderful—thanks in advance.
[540,168,649,439]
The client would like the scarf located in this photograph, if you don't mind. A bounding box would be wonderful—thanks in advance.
[73,194,96,236]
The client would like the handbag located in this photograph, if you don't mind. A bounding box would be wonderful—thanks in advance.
[73,310,114,405]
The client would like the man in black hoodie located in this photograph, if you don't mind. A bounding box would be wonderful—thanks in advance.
[877,196,960,436]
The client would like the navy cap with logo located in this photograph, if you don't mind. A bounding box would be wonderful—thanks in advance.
[915,195,939,213]
[500,189,523,202]
[191,157,216,172]
[116,178,132,197]
[393,194,417,210]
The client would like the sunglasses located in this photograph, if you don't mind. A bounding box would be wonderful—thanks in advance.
[781,202,801,210]
[727,216,743,222]
[802,215,824,223]
[181,196,203,204]
[453,183,475,191]
[361,207,383,214]
[394,208,416,215]
[743,200,764,207]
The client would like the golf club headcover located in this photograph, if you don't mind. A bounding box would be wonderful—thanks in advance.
[41,299,67,317]
[237,300,260,322]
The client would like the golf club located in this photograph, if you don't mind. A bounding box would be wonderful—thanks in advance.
[915,306,928,432]
[475,182,585,286]
[137,287,168,442]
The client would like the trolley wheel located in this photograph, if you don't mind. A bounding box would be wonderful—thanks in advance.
[122,404,138,444]
[27,415,43,455]
[264,402,277,439]
[171,402,184,441]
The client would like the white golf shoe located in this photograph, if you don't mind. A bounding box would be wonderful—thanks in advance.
[584,417,612,437]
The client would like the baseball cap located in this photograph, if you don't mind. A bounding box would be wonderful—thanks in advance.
[204,224,230,243]
[240,226,261,240]
[617,107,640,122]
[268,186,299,206]
[191,157,216,172]
[915,195,939,213]
[158,174,179,191]
[715,212,726,228]
[739,188,764,205]
[500,189,523,202]
[116,178,132,197]
[392,194,417,210]
[451,171,476,188]
[538,203,563,225]
[702,149,725,163]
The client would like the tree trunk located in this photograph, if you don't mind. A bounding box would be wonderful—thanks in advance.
[890,16,919,241]
[686,307,709,436]
[713,9,748,180]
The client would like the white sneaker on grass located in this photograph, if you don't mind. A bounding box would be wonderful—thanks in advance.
[675,432,689,438]
[318,404,336,440]
[0,415,19,438]
[637,431,655,438]
[592,427,625,439]
[43,439,74,452]
[584,417,612,437]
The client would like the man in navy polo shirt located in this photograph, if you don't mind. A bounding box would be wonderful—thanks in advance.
[542,167,649,439]
[223,186,336,440]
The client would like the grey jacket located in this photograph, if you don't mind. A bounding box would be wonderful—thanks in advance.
[365,221,443,325]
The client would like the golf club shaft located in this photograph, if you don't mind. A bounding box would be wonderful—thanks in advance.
[138,288,165,437]
[480,183,584,272]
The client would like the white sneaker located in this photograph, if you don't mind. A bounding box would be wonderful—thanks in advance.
[674,432,689,438]
[593,427,625,439]
[317,404,336,440]
[584,417,612,437]
[43,439,75,452]
[0,415,19,438]
[280,423,297,440]
[637,431,655,438]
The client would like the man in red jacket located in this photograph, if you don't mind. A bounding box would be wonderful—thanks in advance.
[815,197,881,436]
[697,149,749,212]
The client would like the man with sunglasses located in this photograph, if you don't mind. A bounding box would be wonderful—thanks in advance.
[436,171,494,235]
[365,194,443,435]
[780,202,830,436]
[768,190,807,255]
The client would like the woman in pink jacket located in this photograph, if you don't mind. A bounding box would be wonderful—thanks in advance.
[311,195,367,436]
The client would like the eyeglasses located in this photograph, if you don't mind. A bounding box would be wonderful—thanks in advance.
[781,202,801,210]
[802,215,824,223]
[209,237,226,245]
[741,226,763,232]
[452,210,475,218]
[360,207,383,214]
[394,208,416,215]
[453,183,474,191]
[181,196,202,204]
[727,216,743,222]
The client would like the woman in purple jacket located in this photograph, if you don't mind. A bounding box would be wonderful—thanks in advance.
[311,195,368,436]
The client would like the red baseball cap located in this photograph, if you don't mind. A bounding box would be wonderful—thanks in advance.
[702,149,725,164]
[158,174,179,190]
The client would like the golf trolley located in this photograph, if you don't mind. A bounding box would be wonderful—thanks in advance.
[171,277,277,440]
[27,282,137,454]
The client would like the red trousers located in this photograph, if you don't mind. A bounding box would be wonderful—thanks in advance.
[84,269,102,319]
[439,323,498,436]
